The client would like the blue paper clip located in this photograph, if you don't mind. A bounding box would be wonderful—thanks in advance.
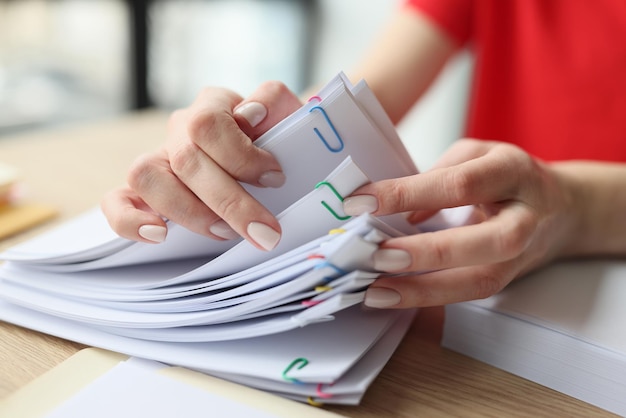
[309,106,344,152]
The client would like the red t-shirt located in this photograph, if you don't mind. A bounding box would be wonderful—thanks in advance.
[404,0,626,162]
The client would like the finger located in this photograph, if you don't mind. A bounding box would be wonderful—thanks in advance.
[101,186,168,244]
[233,80,303,140]
[372,202,536,273]
[127,150,234,240]
[171,87,284,188]
[163,143,282,251]
[406,137,491,225]
[344,144,526,216]
[363,261,518,309]
[129,149,280,251]
[428,138,494,170]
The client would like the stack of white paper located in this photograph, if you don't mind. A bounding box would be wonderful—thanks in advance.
[442,260,626,416]
[0,73,421,405]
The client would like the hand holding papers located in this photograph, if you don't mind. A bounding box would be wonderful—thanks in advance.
[0,72,423,405]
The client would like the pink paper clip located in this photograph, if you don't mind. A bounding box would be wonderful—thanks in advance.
[316,383,334,399]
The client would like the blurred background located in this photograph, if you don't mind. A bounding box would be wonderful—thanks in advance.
[0,0,471,169]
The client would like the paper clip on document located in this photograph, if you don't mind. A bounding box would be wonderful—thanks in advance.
[309,105,344,153]
[282,357,335,406]
[315,181,351,221]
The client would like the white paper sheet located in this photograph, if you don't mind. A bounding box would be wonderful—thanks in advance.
[44,361,284,418]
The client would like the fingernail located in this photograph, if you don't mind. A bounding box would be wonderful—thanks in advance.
[258,170,286,188]
[234,101,267,128]
[247,222,280,251]
[343,195,378,216]
[209,220,240,240]
[364,288,401,308]
[138,225,167,243]
[373,248,412,271]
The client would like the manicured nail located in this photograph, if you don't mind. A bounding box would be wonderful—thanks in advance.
[234,101,267,128]
[373,248,412,271]
[138,225,167,243]
[343,195,378,216]
[364,288,401,308]
[209,220,240,240]
[247,222,280,251]
[258,170,286,188]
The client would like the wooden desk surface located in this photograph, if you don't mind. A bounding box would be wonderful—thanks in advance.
[0,111,613,417]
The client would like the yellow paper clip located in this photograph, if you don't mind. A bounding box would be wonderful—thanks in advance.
[307,397,324,407]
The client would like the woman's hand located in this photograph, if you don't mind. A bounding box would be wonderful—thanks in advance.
[342,139,579,308]
[101,81,302,250]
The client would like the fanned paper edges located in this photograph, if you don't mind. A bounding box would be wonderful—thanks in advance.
[0,72,473,404]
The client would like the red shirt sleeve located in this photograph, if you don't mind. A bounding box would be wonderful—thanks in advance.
[403,0,473,45]
[403,0,626,162]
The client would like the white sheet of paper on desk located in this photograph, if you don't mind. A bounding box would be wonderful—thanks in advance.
[43,360,285,418]
[0,208,130,263]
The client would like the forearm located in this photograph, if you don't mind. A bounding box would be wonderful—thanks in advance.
[348,8,458,124]
[553,161,626,257]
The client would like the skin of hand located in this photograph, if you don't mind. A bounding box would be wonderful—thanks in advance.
[343,139,583,309]
[101,81,302,250]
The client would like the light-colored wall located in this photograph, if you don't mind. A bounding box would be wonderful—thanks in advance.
[309,0,472,170]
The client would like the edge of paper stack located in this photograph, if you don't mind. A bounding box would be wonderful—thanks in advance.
[0,73,461,405]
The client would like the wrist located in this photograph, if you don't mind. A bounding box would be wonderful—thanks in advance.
[548,162,590,257]
[549,161,626,257]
